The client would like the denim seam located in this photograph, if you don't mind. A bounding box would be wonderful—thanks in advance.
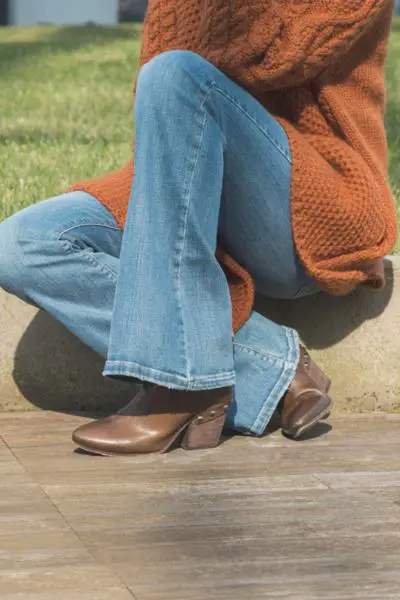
[105,360,235,380]
[232,342,286,364]
[78,249,118,282]
[38,217,120,240]
[174,80,217,379]
[211,87,291,163]
[56,222,121,240]
[59,239,118,282]
[104,360,235,387]
[252,327,299,435]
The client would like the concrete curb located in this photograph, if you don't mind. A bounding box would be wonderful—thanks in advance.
[1,256,400,413]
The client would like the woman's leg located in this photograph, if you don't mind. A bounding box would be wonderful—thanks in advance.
[0,51,327,439]
[0,191,122,356]
[102,51,314,398]
[0,192,319,438]
[101,50,314,429]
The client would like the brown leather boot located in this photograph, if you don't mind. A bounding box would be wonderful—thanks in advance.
[280,346,332,439]
[72,384,232,456]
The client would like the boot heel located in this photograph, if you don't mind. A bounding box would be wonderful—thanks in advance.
[307,359,331,393]
[182,403,228,451]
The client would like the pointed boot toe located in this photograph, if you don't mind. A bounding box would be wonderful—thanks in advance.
[72,417,124,456]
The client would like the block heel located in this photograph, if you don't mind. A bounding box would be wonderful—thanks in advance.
[303,348,331,393]
[281,346,333,439]
[181,402,229,450]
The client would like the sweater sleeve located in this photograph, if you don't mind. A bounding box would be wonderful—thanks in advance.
[200,0,394,92]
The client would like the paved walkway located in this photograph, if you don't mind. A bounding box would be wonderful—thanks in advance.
[1,411,400,599]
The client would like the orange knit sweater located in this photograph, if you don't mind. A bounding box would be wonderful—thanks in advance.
[70,0,397,332]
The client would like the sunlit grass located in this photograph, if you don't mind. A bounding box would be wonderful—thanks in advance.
[0,25,140,219]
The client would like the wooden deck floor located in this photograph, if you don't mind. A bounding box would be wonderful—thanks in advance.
[1,411,400,599]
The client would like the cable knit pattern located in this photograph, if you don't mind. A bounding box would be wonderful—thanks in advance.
[70,0,397,331]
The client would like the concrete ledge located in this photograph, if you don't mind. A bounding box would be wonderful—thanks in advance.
[1,256,400,413]
[0,293,137,413]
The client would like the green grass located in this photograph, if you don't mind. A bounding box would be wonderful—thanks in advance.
[0,25,140,219]
[0,21,399,227]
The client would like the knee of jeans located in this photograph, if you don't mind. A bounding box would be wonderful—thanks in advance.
[0,210,55,294]
[0,215,27,292]
[137,50,210,93]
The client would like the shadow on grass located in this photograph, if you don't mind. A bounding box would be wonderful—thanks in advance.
[385,42,400,192]
[391,18,400,34]
[385,73,400,153]
[386,97,400,164]
[0,24,141,76]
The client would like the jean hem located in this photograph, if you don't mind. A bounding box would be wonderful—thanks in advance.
[103,360,236,391]
[248,327,300,436]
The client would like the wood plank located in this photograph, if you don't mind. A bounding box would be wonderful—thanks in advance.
[316,470,400,489]
[0,411,89,448]
[2,411,400,449]
[11,438,400,486]
[1,589,135,600]
[0,564,134,597]
[1,412,400,599]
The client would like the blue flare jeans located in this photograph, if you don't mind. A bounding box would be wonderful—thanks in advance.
[0,51,316,435]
